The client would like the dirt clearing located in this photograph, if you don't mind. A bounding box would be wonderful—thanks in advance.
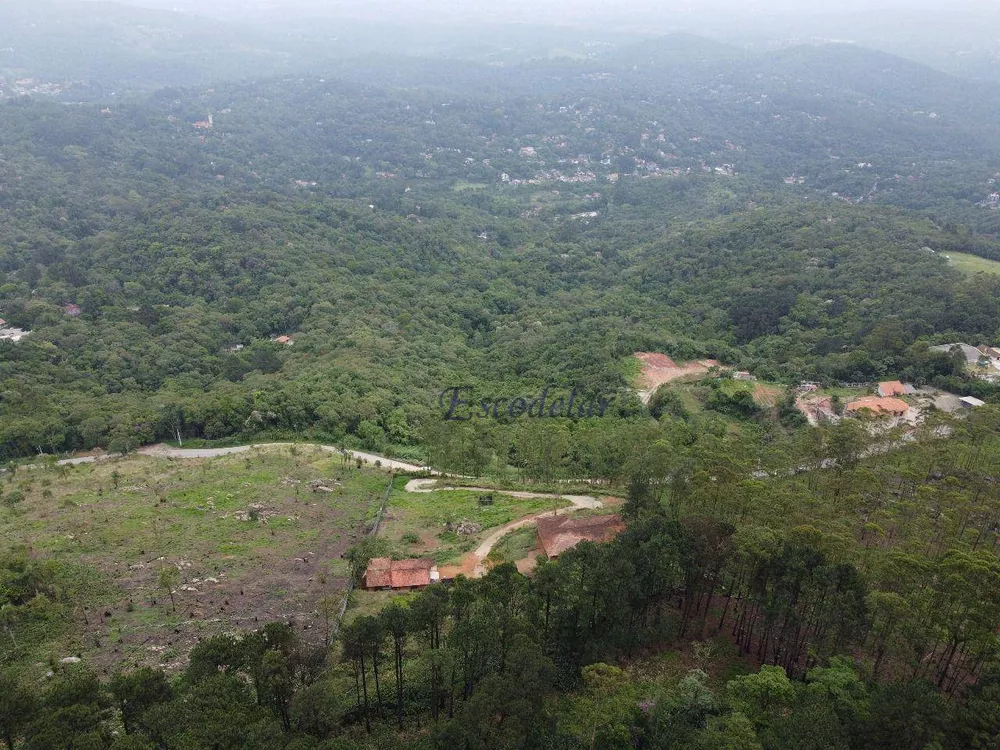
[634,352,720,402]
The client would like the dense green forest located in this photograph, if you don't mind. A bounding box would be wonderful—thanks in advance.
[3,36,1000,458]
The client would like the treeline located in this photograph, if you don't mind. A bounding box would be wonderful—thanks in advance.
[2,532,996,749]
[5,408,1000,747]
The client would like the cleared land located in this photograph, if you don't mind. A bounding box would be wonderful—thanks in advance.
[634,352,721,402]
[2,446,386,676]
[945,251,1000,276]
[379,479,572,576]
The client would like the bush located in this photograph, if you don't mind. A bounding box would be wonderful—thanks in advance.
[3,489,24,508]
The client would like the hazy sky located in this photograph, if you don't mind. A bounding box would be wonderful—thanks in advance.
[105,0,996,22]
[77,0,1000,55]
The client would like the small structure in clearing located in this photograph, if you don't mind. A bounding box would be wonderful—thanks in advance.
[0,326,29,342]
[877,380,906,397]
[535,514,625,559]
[363,557,439,590]
[845,396,909,418]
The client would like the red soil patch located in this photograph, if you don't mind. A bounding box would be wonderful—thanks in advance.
[634,352,721,396]
[438,552,478,580]
[795,394,835,424]
[515,554,541,575]
[635,352,678,369]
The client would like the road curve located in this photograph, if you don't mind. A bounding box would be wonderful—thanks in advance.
[404,478,605,576]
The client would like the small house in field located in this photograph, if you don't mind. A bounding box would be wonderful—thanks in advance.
[877,380,905,397]
[845,396,909,418]
[960,396,986,409]
[535,514,626,559]
[733,371,755,381]
[274,335,293,345]
[363,558,439,590]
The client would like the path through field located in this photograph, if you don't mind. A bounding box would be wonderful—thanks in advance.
[404,478,605,576]
[52,442,431,474]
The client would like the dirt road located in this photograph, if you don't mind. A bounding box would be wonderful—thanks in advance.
[50,442,431,474]
[404,478,605,576]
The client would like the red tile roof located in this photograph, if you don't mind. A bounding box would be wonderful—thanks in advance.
[536,514,625,559]
[363,557,391,589]
[877,380,905,397]
[846,396,909,416]
[389,558,434,588]
[363,557,435,589]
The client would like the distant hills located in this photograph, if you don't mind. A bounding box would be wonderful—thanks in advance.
[4,0,1000,94]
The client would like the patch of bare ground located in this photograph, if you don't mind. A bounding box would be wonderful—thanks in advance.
[634,352,720,402]
[753,382,782,407]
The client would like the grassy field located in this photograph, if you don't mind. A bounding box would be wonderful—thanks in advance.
[488,525,541,565]
[944,251,1000,276]
[1,446,388,676]
[452,180,489,192]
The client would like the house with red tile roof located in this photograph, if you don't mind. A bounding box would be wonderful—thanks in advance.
[845,396,909,418]
[877,380,905,397]
[536,514,625,559]
[363,558,439,590]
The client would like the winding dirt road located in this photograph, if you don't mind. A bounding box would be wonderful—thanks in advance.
[404,478,604,576]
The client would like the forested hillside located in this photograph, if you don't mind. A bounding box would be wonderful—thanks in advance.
[3,10,1000,749]
[2,39,1000,457]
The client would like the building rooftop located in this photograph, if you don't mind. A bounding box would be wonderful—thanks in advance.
[363,557,392,589]
[363,557,436,589]
[931,343,983,366]
[845,396,909,416]
[877,380,905,397]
